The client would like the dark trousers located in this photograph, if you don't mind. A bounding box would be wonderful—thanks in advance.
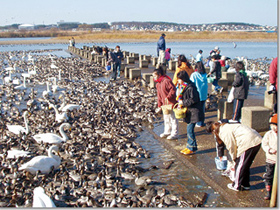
[111,63,117,80]
[232,144,261,190]
[232,99,244,121]
[264,162,275,186]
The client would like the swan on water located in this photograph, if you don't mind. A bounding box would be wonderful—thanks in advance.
[7,111,30,135]
[19,145,61,174]
[49,103,68,123]
[0,148,30,159]
[33,123,71,144]
[42,81,53,98]
[14,75,27,90]
[58,94,80,112]
[32,186,56,207]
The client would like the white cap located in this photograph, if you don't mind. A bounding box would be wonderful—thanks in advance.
[214,46,219,50]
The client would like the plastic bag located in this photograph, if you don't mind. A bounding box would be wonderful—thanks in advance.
[227,87,235,103]
[106,65,111,71]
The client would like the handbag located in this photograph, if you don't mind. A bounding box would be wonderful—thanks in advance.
[161,98,173,115]
[173,103,188,119]
[227,87,235,103]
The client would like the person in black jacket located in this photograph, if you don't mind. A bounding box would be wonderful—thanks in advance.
[230,61,249,122]
[176,71,202,155]
[114,45,123,79]
[208,54,223,94]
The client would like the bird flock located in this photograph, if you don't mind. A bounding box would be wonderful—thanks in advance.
[0,49,198,208]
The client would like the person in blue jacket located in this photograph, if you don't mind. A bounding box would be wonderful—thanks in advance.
[190,61,208,127]
[157,33,166,66]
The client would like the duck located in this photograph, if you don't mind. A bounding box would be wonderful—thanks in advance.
[49,103,68,123]
[32,186,56,207]
[32,123,71,144]
[7,111,30,135]
[19,145,61,174]
[134,172,153,186]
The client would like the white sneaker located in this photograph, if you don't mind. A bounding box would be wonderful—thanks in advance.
[219,87,224,93]
[117,76,120,79]
[228,119,239,123]
[160,133,170,138]
[167,135,178,140]
[227,183,239,191]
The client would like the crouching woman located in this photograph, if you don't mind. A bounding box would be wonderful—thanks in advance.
[205,121,262,191]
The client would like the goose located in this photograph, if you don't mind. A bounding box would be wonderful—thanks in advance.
[134,172,152,186]
[58,94,80,112]
[33,123,71,144]
[49,103,68,123]
[7,111,30,135]
[19,145,61,174]
[32,186,56,207]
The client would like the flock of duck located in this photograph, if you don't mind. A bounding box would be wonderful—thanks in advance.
[0,49,198,208]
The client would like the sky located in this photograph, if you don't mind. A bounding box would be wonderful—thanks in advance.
[0,0,278,27]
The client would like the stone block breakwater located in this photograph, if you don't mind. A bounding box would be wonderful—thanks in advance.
[0,48,213,207]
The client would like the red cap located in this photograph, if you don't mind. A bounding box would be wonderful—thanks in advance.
[269,114,277,125]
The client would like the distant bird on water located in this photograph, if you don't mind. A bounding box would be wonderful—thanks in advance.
[233,42,237,48]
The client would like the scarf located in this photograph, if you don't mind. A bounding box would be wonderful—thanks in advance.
[239,69,247,77]
[176,82,188,101]
[154,75,172,83]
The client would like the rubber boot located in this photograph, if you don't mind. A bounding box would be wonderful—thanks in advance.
[264,185,271,200]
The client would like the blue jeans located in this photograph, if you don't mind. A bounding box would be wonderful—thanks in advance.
[196,100,205,126]
[186,123,197,152]
[212,79,221,92]
[116,62,121,77]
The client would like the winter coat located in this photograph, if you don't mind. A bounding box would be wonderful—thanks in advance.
[156,76,177,108]
[262,130,277,164]
[269,57,278,91]
[172,62,194,86]
[209,60,221,80]
[218,123,262,161]
[181,82,202,124]
[190,72,208,101]
[157,36,166,56]
[114,50,123,64]
[232,71,249,99]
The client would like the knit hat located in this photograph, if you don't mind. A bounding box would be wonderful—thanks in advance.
[269,114,277,125]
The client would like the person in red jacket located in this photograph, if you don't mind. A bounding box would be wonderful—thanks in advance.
[269,57,278,113]
[153,67,178,140]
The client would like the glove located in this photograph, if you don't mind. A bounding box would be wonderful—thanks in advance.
[269,85,276,91]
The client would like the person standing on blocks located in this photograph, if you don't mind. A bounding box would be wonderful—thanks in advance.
[157,33,166,67]
[153,67,178,140]
[261,113,277,200]
[114,45,123,79]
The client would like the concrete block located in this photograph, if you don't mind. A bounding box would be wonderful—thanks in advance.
[168,60,177,71]
[144,55,152,63]
[222,72,235,86]
[139,60,149,68]
[96,55,104,64]
[101,58,107,67]
[212,78,228,92]
[120,63,126,72]
[217,98,233,120]
[264,90,276,110]
[152,57,158,66]
[129,68,141,80]
[127,56,135,64]
[124,66,134,78]
[142,73,153,86]
[123,51,129,58]
[241,106,271,132]
[133,53,139,61]
[150,76,156,88]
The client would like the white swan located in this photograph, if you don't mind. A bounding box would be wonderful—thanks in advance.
[33,123,71,144]
[0,148,30,159]
[19,145,61,174]
[7,111,30,135]
[42,81,53,98]
[58,94,80,112]
[49,103,68,123]
[14,75,27,90]
[32,186,56,207]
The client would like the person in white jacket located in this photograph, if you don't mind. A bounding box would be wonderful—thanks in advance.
[206,121,262,191]
[261,113,277,200]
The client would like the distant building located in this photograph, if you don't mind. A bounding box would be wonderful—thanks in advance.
[18,24,35,30]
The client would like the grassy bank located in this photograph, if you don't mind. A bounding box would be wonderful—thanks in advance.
[0,30,277,45]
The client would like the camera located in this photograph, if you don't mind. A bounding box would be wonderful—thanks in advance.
[268,90,276,95]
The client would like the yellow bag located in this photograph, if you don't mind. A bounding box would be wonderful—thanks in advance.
[173,103,187,119]
[161,98,173,115]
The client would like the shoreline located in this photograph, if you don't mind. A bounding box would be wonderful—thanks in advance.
[0,38,277,45]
